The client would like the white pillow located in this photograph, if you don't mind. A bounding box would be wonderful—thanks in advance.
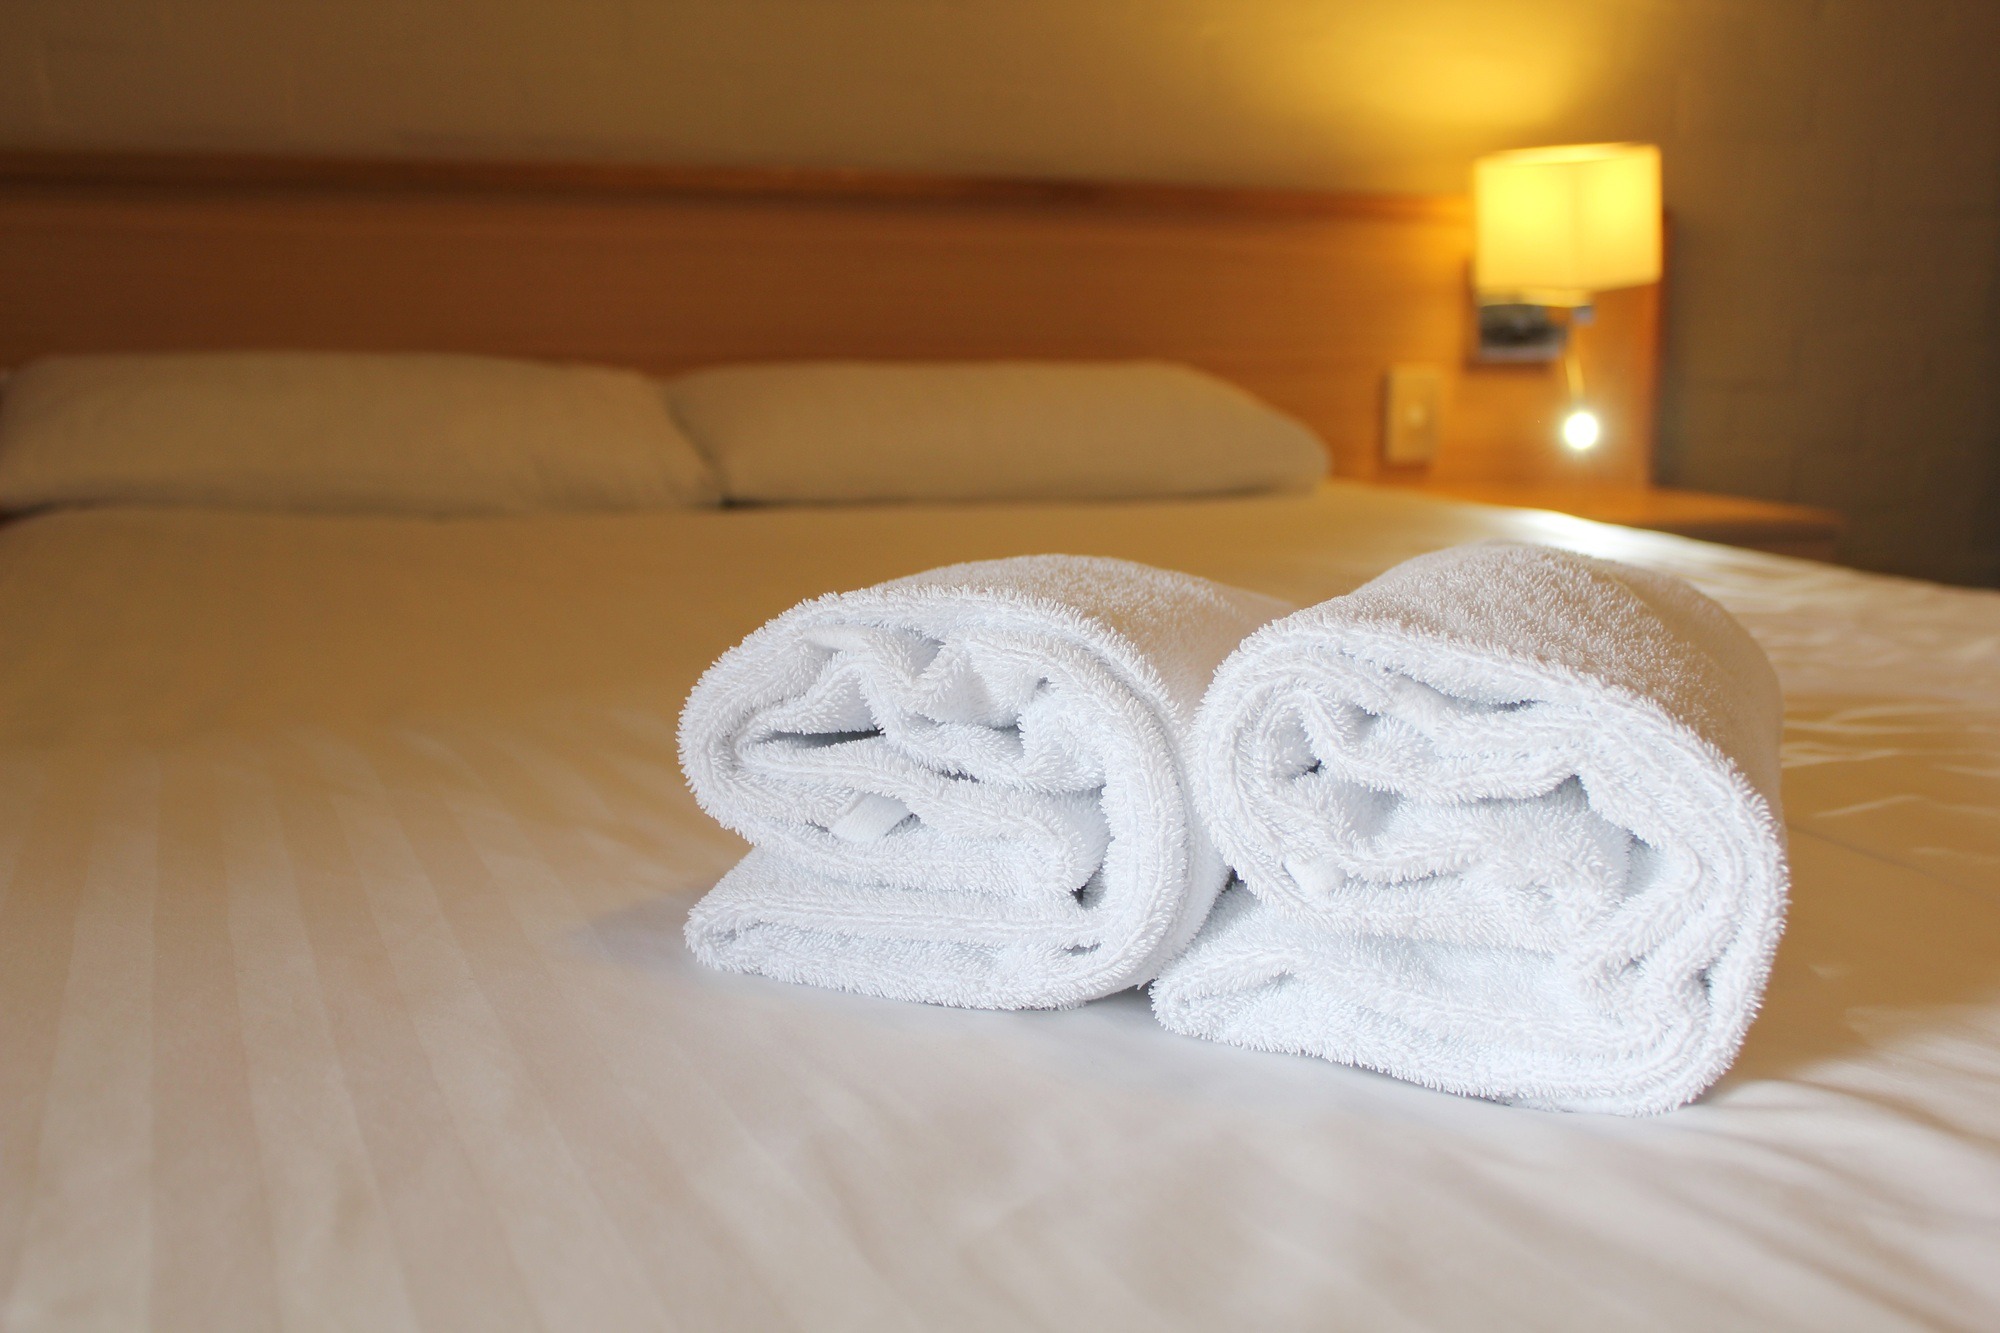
[0,352,721,515]
[663,360,1327,504]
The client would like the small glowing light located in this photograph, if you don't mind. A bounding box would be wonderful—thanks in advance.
[1562,409,1601,451]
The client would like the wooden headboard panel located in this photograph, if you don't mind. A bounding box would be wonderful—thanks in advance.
[0,151,1659,486]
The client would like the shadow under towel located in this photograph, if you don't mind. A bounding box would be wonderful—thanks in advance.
[1152,542,1789,1115]
[679,554,1287,1009]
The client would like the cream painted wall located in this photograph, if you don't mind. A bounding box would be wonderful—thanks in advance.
[3,0,1996,583]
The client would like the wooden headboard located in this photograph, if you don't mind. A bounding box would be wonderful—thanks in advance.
[0,151,1659,487]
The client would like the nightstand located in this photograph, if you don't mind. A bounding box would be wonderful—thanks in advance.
[1394,484,1846,562]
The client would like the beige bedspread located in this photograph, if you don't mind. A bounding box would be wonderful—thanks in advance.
[3,483,1996,1330]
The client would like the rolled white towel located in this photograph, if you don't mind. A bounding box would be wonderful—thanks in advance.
[680,555,1286,1009]
[1153,542,1789,1114]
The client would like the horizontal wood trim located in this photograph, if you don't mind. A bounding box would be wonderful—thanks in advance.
[0,148,1467,221]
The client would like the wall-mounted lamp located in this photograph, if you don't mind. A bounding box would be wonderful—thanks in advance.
[1472,142,1661,452]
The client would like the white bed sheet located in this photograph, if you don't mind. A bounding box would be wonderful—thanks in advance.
[1,482,1996,1331]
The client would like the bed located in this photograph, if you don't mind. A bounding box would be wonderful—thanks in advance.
[2,155,1998,1331]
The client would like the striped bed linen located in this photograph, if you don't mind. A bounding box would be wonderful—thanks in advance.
[2,486,1997,1330]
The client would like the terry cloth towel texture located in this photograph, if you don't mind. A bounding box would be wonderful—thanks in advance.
[680,554,1287,1009]
[1152,542,1789,1115]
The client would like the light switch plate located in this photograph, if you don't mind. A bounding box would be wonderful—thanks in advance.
[1383,364,1443,466]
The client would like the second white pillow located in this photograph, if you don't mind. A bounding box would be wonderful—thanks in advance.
[664,360,1327,505]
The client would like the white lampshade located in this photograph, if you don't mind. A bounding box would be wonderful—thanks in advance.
[1474,143,1662,306]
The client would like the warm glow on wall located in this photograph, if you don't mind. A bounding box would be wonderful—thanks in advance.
[1474,142,1661,306]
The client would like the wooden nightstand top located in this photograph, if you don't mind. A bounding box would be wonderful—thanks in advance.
[1387,483,1846,561]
